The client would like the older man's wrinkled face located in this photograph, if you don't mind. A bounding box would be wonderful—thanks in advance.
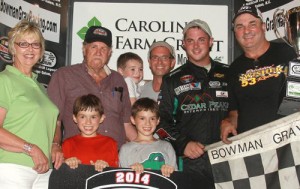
[83,41,112,71]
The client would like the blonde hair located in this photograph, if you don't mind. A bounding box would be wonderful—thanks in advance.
[8,19,45,58]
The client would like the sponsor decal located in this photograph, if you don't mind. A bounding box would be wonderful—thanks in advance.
[174,82,201,95]
[287,81,300,98]
[209,81,221,88]
[94,28,107,36]
[0,36,12,63]
[292,64,300,75]
[42,51,56,67]
[214,73,225,78]
[216,90,228,98]
[239,65,284,87]
[180,93,228,113]
[180,75,194,83]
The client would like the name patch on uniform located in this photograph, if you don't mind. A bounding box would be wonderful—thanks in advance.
[174,82,201,95]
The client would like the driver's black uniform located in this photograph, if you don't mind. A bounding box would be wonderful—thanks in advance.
[156,59,229,184]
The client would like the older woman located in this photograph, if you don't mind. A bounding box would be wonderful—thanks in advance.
[0,19,61,188]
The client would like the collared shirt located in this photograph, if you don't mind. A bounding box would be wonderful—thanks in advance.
[48,63,131,148]
[0,65,58,168]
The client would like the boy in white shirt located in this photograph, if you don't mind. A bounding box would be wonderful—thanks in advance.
[117,52,145,105]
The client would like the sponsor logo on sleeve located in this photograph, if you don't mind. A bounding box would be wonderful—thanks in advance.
[209,81,221,88]
[216,91,228,98]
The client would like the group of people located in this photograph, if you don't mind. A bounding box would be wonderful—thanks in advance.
[0,4,297,189]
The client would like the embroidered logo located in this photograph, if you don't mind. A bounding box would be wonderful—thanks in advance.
[180,75,194,83]
[174,82,201,95]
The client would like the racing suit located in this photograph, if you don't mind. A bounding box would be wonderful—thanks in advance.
[156,59,229,182]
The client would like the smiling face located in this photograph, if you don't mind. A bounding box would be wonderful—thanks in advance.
[131,110,160,140]
[183,27,213,67]
[13,33,42,72]
[118,59,143,84]
[149,46,175,77]
[73,108,105,137]
[233,13,266,51]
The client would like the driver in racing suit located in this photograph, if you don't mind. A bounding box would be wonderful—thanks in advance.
[156,19,229,186]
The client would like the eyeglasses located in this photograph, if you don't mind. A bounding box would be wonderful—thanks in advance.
[150,55,171,62]
[15,42,41,49]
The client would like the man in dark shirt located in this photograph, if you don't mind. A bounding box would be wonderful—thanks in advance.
[221,5,297,143]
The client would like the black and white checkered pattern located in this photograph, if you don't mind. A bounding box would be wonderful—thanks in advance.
[211,141,300,189]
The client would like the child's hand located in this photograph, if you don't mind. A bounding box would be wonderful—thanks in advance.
[65,157,81,169]
[90,160,109,172]
[130,163,144,174]
[161,164,175,177]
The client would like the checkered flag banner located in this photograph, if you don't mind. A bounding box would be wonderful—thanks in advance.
[207,112,300,189]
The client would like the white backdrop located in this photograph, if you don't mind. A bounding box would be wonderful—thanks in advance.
[71,2,229,80]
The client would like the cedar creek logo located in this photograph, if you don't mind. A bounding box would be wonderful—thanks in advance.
[77,17,102,40]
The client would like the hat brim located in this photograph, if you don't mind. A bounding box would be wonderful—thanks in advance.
[232,12,261,23]
[84,38,111,47]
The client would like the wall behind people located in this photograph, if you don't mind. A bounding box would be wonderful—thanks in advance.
[0,0,69,87]
[233,0,300,59]
[68,0,234,80]
[0,0,298,83]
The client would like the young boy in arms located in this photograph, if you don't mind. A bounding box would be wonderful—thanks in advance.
[62,94,119,172]
[117,52,145,105]
[119,98,177,177]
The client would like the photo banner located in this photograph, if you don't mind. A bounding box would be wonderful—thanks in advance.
[70,2,230,80]
[207,112,300,189]
[0,0,68,86]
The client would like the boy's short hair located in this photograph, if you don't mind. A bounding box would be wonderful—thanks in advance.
[73,94,104,116]
[117,52,143,70]
[131,98,159,118]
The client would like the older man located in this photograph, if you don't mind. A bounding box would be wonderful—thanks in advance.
[221,5,297,143]
[48,26,137,150]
